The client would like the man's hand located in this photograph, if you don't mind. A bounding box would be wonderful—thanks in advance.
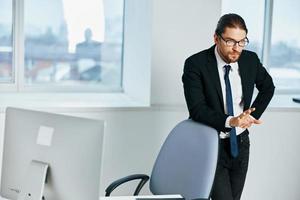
[229,108,262,129]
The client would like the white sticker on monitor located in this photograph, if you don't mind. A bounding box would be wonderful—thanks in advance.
[37,126,54,146]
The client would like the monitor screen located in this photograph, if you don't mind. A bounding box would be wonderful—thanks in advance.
[0,107,105,200]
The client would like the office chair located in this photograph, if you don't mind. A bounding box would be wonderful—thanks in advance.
[105,119,219,200]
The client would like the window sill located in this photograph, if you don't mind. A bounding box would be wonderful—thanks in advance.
[267,94,300,112]
[1,94,299,114]
[0,92,150,113]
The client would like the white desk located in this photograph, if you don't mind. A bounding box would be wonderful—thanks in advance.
[101,195,183,200]
[0,194,183,200]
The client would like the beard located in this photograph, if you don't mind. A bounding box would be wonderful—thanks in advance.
[227,51,242,63]
[217,46,243,63]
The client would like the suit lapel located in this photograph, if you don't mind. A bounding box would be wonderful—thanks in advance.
[205,47,252,112]
[207,46,224,110]
[238,52,251,110]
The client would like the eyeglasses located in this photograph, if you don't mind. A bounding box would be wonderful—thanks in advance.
[218,34,249,47]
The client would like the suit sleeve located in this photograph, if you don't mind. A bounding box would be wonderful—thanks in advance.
[182,58,231,132]
[250,54,275,119]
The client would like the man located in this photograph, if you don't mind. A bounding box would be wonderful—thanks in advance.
[182,14,275,200]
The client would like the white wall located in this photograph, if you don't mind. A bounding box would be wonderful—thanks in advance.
[151,0,220,105]
[243,110,300,199]
[1,0,300,200]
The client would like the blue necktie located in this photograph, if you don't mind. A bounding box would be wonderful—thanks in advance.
[224,65,238,158]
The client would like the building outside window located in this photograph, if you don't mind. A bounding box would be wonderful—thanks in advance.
[0,0,13,83]
[0,0,124,92]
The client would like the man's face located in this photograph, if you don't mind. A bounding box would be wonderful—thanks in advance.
[214,27,247,63]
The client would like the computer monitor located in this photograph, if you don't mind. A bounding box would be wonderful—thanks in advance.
[0,107,105,200]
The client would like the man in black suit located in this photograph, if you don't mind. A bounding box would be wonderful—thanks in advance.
[182,14,275,200]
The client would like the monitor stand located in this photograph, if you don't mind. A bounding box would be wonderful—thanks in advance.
[17,160,49,200]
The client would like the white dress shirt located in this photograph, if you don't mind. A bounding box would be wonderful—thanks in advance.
[214,46,246,138]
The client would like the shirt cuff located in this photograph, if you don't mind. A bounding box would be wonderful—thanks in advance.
[225,116,234,128]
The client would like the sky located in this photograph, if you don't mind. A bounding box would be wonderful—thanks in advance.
[25,0,105,52]
[1,0,298,48]
[0,0,124,52]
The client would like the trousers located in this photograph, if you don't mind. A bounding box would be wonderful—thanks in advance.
[211,130,250,200]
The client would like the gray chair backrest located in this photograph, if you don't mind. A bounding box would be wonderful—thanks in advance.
[150,119,219,200]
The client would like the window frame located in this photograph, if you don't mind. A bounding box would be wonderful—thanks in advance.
[262,0,300,94]
[0,0,152,108]
[2,0,125,92]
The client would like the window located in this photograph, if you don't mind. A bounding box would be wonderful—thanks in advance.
[0,0,151,107]
[0,0,13,83]
[2,0,124,92]
[269,0,300,91]
[222,0,300,93]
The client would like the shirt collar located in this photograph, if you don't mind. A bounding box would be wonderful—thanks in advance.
[214,46,238,72]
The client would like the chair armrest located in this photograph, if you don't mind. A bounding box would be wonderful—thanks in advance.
[105,174,150,196]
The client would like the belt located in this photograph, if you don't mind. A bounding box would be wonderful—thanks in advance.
[221,129,249,144]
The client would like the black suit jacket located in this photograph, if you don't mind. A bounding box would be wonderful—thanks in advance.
[182,45,275,133]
